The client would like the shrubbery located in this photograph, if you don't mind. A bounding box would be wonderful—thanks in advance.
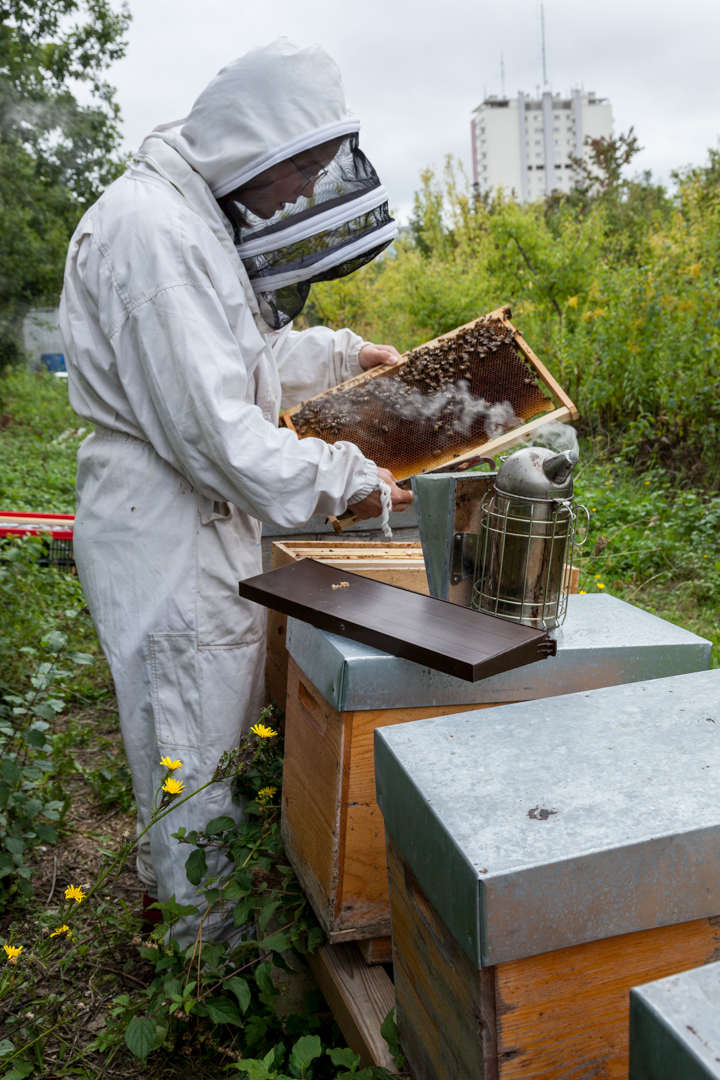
[305,140,720,483]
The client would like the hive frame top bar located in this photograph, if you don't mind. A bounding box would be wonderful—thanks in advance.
[280,305,578,476]
[374,668,720,968]
[239,558,556,682]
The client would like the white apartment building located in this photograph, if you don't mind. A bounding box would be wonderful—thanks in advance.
[471,91,613,202]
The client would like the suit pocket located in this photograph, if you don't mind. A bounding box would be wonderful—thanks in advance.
[149,633,201,751]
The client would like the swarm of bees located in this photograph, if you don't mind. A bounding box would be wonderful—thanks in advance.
[291,316,551,472]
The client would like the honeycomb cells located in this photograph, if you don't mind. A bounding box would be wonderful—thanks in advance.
[291,317,554,478]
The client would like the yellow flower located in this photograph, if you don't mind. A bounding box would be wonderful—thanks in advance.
[162,777,184,795]
[597,583,605,589]
[594,574,601,579]
[257,786,278,804]
[566,295,579,308]
[50,925,73,940]
[160,756,183,771]
[65,885,86,903]
[644,480,651,485]
[251,722,278,739]
[3,944,23,963]
[578,590,587,594]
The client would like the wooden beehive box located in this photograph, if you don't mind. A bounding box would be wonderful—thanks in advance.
[375,669,720,1080]
[282,597,711,964]
[265,541,429,708]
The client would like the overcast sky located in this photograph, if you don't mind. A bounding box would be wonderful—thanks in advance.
[110,0,720,222]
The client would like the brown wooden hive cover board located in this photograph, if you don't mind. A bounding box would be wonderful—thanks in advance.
[239,559,556,683]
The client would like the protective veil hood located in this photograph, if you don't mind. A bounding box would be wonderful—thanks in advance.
[154,37,356,196]
[150,37,396,329]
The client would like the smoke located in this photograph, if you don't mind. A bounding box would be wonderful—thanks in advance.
[392,380,521,441]
[525,419,579,461]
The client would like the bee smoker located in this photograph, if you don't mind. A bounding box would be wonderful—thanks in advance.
[472,447,588,628]
[412,446,588,629]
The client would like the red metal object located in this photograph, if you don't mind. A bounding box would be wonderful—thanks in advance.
[0,511,74,541]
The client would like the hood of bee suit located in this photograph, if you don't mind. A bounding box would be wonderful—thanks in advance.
[143,37,397,331]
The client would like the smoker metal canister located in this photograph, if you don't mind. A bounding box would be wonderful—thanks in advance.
[472,447,588,629]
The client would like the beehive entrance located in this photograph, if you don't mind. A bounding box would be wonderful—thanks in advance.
[287,315,556,479]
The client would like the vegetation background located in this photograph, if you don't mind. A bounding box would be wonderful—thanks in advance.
[2,1,720,1077]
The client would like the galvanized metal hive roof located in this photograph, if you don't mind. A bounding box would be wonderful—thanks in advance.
[375,668,720,967]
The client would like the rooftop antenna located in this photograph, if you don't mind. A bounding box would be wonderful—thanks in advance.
[500,53,505,98]
[540,4,548,89]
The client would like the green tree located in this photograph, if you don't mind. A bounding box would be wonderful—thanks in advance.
[0,0,131,371]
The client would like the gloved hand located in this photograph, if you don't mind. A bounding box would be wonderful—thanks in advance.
[351,467,413,521]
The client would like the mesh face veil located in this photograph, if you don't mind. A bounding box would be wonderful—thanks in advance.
[219,133,398,329]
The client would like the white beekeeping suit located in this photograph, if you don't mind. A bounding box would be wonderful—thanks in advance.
[59,38,397,945]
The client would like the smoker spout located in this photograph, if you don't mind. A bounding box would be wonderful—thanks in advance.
[542,450,577,486]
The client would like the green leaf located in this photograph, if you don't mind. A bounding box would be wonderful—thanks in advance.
[0,760,21,785]
[0,852,16,875]
[205,996,242,1027]
[258,899,282,930]
[289,1035,322,1077]
[24,728,47,748]
[226,975,251,1014]
[205,815,236,836]
[5,837,24,856]
[68,651,94,665]
[262,930,290,954]
[255,961,275,996]
[43,630,67,651]
[233,1050,276,1079]
[184,848,207,886]
[224,878,249,901]
[380,1008,401,1060]
[33,823,58,843]
[124,1016,156,1062]
[23,799,43,819]
[2,1063,34,1080]
[0,1040,14,1058]
[327,1047,361,1071]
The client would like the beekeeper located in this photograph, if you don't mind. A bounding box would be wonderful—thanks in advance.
[59,37,412,945]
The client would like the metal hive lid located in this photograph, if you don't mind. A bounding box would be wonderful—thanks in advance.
[375,668,720,968]
[286,593,711,712]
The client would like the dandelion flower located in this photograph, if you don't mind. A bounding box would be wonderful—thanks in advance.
[3,944,23,963]
[257,786,277,804]
[65,885,86,903]
[597,583,605,589]
[50,925,73,940]
[578,590,587,594]
[160,756,183,771]
[251,722,278,739]
[594,574,601,579]
[162,777,184,795]
[644,480,651,485]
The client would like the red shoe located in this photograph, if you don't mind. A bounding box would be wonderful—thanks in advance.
[142,891,163,926]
